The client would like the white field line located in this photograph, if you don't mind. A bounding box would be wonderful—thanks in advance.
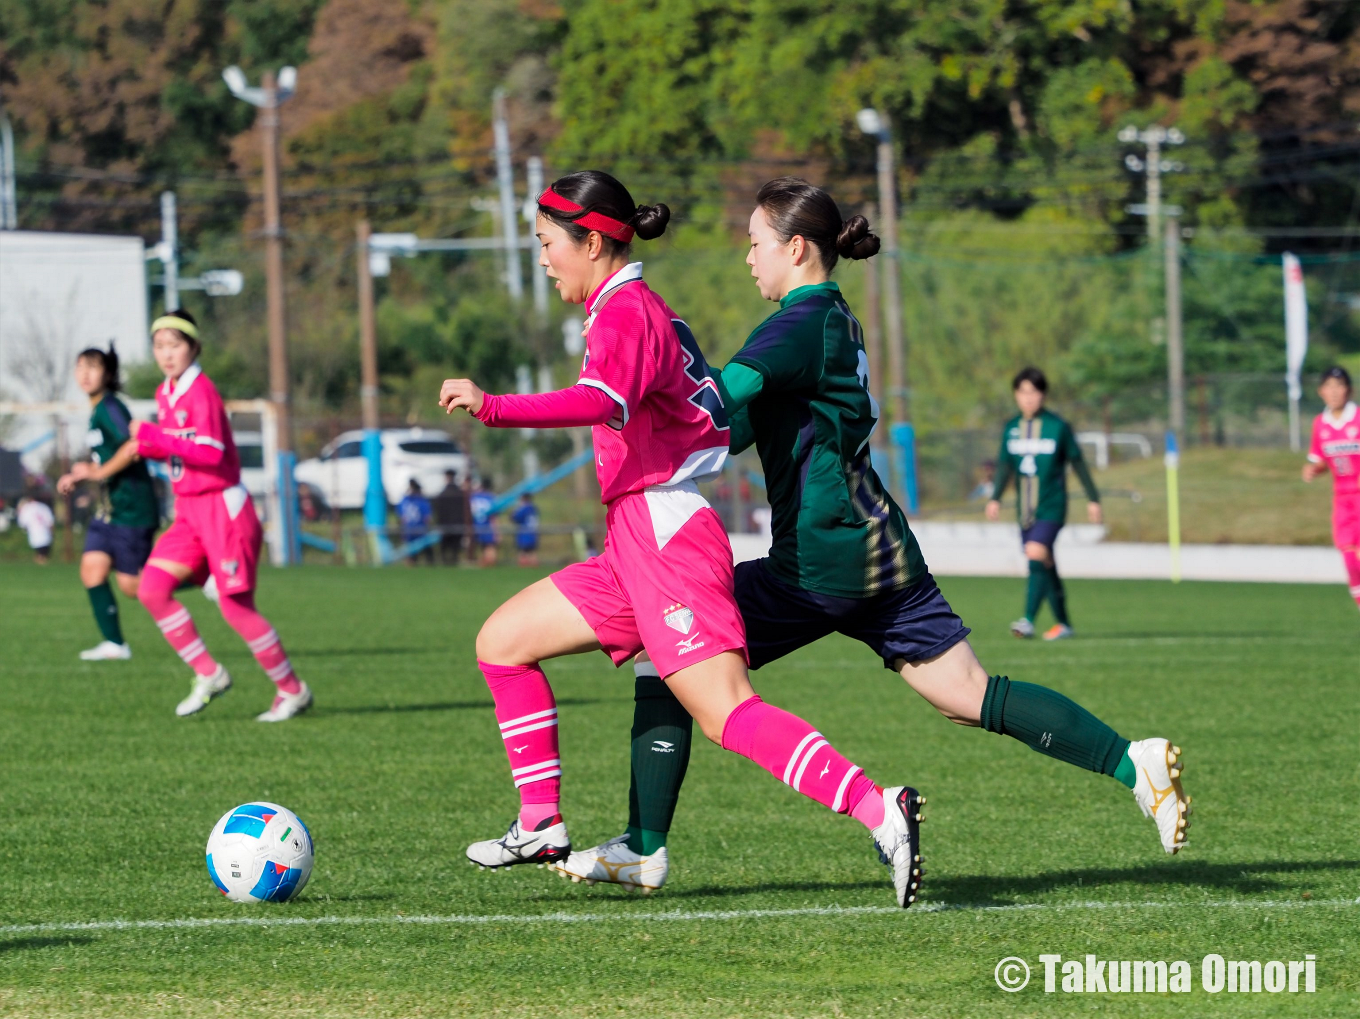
[2,897,1356,938]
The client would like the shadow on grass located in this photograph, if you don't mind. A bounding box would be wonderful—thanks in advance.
[664,880,890,900]
[322,697,605,716]
[929,858,1360,905]
[0,936,95,953]
[292,647,454,658]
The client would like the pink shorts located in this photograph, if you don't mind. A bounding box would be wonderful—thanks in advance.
[1334,495,1360,551]
[551,484,747,679]
[151,485,262,596]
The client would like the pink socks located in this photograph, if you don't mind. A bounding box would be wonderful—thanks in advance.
[1344,549,1360,608]
[721,696,883,829]
[218,592,303,696]
[479,660,561,829]
[139,566,218,676]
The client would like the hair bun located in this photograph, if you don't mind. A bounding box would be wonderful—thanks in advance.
[836,215,880,260]
[631,203,671,241]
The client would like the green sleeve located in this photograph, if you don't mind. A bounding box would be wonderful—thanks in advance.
[1064,424,1100,502]
[991,430,1013,501]
[715,362,762,455]
[729,306,822,392]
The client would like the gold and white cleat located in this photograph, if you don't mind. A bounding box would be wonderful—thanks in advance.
[1128,738,1191,854]
[550,835,668,892]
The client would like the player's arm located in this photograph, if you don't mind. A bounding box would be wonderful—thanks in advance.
[715,362,762,454]
[131,412,227,468]
[1302,422,1328,481]
[985,430,1013,520]
[441,380,618,428]
[1063,424,1102,522]
[58,437,141,493]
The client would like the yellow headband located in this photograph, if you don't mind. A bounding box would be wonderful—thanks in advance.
[151,315,200,341]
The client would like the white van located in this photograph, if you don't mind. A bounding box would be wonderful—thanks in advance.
[293,428,470,509]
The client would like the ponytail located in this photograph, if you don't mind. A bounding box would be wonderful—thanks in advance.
[755,176,880,273]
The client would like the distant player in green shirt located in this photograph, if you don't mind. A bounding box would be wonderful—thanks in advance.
[57,345,160,661]
[553,180,1190,895]
[986,367,1101,641]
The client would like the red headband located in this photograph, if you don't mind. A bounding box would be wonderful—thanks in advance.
[538,188,636,243]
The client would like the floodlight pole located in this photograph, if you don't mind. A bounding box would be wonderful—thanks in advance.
[526,156,549,317]
[160,191,179,311]
[1164,216,1184,444]
[356,219,388,556]
[0,110,16,229]
[861,201,887,463]
[492,89,523,302]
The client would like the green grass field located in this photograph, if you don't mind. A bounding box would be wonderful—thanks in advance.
[1,564,1357,1017]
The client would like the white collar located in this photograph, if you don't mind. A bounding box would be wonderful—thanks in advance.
[1323,401,1358,428]
[587,262,643,315]
[162,362,202,408]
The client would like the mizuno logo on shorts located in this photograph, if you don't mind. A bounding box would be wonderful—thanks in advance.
[675,635,706,655]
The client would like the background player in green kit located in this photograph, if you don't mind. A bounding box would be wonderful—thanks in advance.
[985,367,1101,641]
[553,179,1190,894]
[57,345,160,661]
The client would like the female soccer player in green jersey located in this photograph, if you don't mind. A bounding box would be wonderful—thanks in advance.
[553,178,1190,893]
[985,367,1101,640]
[57,345,160,660]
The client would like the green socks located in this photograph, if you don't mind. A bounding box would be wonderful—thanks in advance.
[86,582,124,645]
[1024,560,1048,622]
[1046,564,1070,626]
[626,666,693,854]
[981,675,1132,785]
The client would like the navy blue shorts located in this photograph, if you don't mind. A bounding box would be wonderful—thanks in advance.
[1020,519,1062,550]
[733,559,971,670]
[84,519,156,576]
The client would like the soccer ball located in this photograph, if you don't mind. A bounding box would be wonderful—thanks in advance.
[205,802,313,903]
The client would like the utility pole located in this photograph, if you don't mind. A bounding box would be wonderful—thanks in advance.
[356,219,388,555]
[160,191,179,311]
[525,156,549,317]
[0,110,16,229]
[861,201,886,462]
[1120,125,1183,245]
[1164,216,1184,442]
[492,89,523,302]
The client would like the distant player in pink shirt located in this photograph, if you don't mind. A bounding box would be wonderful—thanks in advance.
[1303,365,1360,608]
[128,310,313,721]
[439,171,924,908]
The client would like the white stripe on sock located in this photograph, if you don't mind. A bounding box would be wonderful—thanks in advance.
[265,659,294,681]
[511,758,561,778]
[499,708,557,731]
[247,630,279,653]
[782,731,822,785]
[791,740,828,793]
[177,639,207,663]
[513,768,561,788]
[831,765,862,813]
[157,610,191,632]
[500,718,558,740]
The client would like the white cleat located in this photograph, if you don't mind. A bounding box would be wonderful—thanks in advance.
[256,682,313,722]
[551,835,668,893]
[175,664,232,717]
[1042,623,1074,641]
[467,817,571,870]
[1009,618,1035,639]
[1128,737,1191,854]
[871,786,925,908]
[80,640,132,661]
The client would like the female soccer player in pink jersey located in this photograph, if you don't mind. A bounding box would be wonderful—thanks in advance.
[439,171,924,908]
[128,310,312,721]
[1303,366,1360,607]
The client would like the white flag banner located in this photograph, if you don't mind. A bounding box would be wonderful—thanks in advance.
[1283,252,1308,402]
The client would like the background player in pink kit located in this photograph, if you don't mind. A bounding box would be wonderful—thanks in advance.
[1302,365,1360,608]
[127,310,313,721]
[439,171,926,908]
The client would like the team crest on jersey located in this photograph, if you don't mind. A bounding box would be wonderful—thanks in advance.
[175,410,188,427]
[663,603,694,634]
[220,559,240,578]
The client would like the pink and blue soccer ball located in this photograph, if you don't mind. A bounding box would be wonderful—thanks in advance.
[206,802,313,903]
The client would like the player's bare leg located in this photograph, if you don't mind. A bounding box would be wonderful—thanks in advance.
[897,640,1189,852]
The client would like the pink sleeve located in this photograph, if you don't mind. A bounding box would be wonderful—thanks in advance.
[1308,419,1326,464]
[474,385,617,428]
[136,422,226,468]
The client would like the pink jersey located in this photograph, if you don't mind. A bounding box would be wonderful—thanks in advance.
[575,262,729,504]
[136,363,241,496]
[1308,402,1360,499]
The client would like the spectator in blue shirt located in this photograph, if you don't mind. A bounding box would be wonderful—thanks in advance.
[469,478,498,567]
[397,479,433,566]
[511,492,541,567]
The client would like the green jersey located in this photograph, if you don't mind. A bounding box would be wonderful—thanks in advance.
[991,408,1099,527]
[728,281,926,598]
[87,394,159,529]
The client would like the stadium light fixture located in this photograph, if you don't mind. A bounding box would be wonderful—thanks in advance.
[856,107,886,140]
